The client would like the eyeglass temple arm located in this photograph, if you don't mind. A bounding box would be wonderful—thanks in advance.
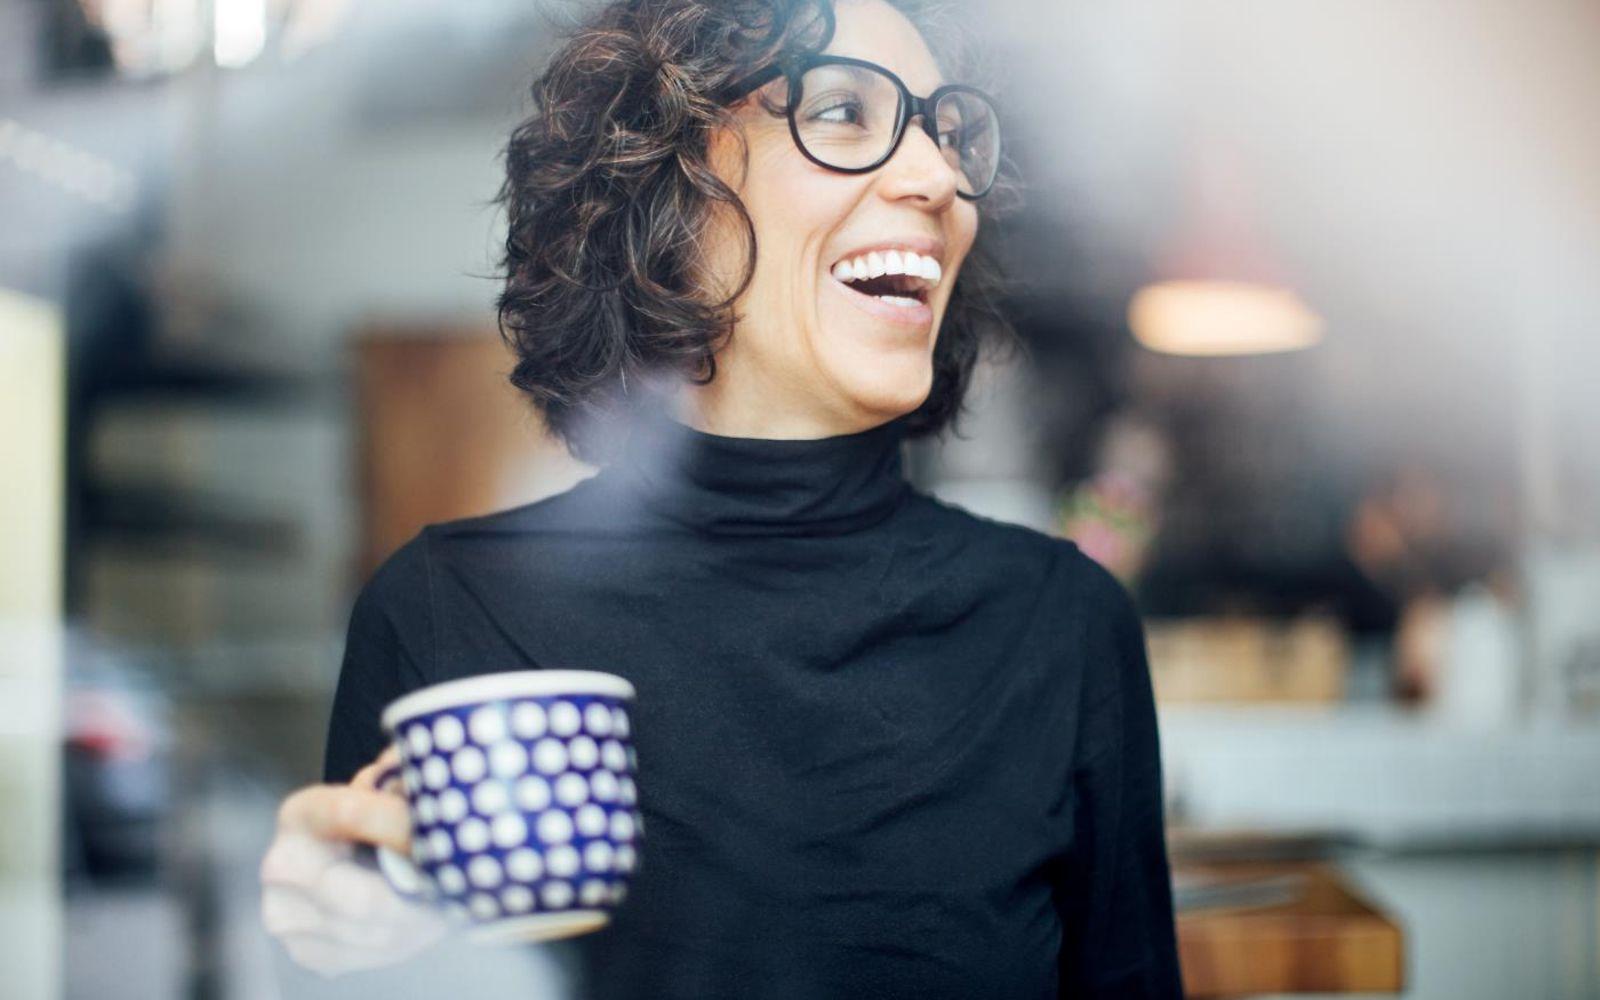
[715,63,786,104]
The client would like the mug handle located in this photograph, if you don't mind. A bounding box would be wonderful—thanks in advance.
[371,762,433,900]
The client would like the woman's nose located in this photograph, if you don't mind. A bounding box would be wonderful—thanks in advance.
[877,116,960,207]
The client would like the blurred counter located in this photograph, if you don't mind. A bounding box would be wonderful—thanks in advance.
[0,291,64,1000]
[1159,703,1600,848]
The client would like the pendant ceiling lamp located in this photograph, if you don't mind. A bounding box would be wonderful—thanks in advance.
[1128,134,1323,357]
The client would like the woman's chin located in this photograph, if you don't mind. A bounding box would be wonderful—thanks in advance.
[811,306,935,419]
[826,365,933,422]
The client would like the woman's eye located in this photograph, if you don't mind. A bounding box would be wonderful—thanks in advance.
[941,116,987,152]
[807,97,866,126]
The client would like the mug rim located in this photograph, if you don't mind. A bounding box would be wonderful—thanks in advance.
[381,669,636,732]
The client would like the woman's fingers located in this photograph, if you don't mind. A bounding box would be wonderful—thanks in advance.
[260,829,347,893]
[351,745,402,792]
[316,856,410,924]
[276,931,417,978]
[262,768,450,978]
[315,861,451,942]
[276,784,411,854]
[260,882,325,937]
[264,862,449,951]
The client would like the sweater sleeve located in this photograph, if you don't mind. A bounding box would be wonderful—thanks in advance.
[1055,552,1185,998]
[322,529,436,784]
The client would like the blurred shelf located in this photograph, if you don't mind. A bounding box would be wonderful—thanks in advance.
[1160,703,1600,848]
[1175,860,1405,998]
[79,483,305,557]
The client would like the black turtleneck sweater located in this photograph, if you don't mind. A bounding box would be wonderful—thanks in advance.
[321,410,1183,999]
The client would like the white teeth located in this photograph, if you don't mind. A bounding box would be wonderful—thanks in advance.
[877,294,921,308]
[830,247,944,291]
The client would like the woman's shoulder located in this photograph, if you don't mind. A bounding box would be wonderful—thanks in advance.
[354,473,610,606]
[422,470,611,541]
[900,487,1138,615]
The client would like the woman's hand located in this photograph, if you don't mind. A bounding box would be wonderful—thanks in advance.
[259,746,451,977]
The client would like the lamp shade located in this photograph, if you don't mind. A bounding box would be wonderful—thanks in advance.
[1130,134,1323,356]
[1129,279,1322,356]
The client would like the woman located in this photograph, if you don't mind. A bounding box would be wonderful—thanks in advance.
[260,0,1183,996]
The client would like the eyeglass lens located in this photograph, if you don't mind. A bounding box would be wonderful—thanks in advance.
[791,63,999,196]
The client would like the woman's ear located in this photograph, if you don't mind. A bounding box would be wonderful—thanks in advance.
[692,121,758,305]
[705,117,750,196]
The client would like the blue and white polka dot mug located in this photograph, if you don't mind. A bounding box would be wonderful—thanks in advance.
[373,669,641,944]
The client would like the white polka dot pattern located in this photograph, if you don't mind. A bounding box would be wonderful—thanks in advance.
[506,847,542,881]
[502,884,534,913]
[515,775,551,812]
[537,809,573,845]
[407,724,432,758]
[422,756,450,791]
[491,812,527,849]
[456,817,490,853]
[609,811,635,842]
[555,772,589,808]
[533,738,568,775]
[580,879,609,907]
[432,714,464,752]
[428,829,453,861]
[583,839,612,871]
[436,864,466,895]
[510,701,546,738]
[386,692,640,929]
[438,788,468,824]
[451,746,486,784]
[548,700,582,737]
[468,706,507,745]
[568,735,599,770]
[546,844,580,878]
[472,781,509,816]
[541,881,574,909]
[575,804,608,838]
[601,739,628,773]
[489,741,528,779]
[414,794,437,826]
[590,770,619,802]
[468,855,503,889]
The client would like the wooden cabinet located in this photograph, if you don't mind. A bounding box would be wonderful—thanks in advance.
[351,326,592,579]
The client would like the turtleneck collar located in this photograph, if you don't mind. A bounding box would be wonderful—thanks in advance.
[596,407,912,537]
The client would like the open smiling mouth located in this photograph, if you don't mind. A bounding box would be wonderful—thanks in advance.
[829,251,942,311]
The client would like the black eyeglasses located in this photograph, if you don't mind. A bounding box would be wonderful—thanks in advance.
[716,51,1001,200]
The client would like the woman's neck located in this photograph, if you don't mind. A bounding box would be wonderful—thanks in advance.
[672,381,901,441]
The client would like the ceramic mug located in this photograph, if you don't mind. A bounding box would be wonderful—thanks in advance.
[373,669,641,944]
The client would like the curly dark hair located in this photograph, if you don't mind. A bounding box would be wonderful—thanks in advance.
[495,0,1022,463]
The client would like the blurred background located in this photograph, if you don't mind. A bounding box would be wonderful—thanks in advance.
[3,0,1598,997]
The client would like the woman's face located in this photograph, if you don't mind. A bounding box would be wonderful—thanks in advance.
[694,0,980,437]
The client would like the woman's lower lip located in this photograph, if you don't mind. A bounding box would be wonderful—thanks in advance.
[828,275,933,330]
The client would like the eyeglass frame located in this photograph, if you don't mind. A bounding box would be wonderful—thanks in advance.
[715,51,1002,200]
